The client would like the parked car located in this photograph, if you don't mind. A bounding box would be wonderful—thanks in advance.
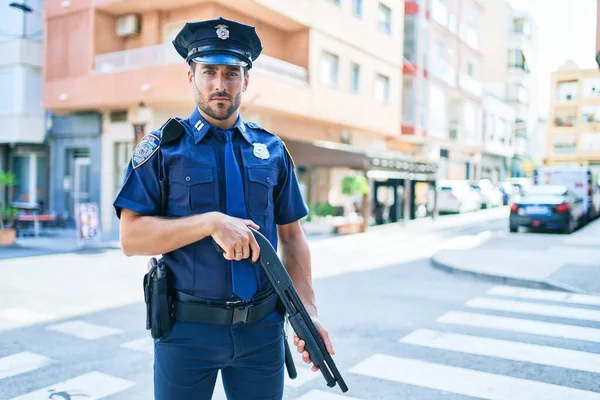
[509,184,585,234]
[471,180,504,209]
[437,180,481,213]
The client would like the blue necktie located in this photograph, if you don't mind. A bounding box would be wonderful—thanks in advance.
[223,129,258,301]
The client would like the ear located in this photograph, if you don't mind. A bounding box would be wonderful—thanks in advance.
[187,67,194,86]
[243,71,250,92]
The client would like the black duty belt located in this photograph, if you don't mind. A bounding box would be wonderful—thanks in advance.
[173,290,282,325]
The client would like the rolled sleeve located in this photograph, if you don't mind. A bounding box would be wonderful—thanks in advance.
[273,142,309,225]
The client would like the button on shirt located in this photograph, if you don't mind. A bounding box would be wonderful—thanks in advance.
[113,108,309,299]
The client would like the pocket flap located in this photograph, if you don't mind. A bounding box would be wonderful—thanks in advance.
[247,167,277,187]
[170,167,214,186]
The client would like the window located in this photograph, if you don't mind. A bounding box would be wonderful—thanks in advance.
[556,81,579,102]
[378,3,392,34]
[319,52,339,86]
[375,74,390,103]
[403,77,416,124]
[350,63,361,93]
[507,83,529,104]
[507,49,529,72]
[512,17,531,37]
[467,62,474,77]
[582,106,600,123]
[582,78,600,97]
[353,0,363,17]
[404,14,418,62]
[330,0,341,4]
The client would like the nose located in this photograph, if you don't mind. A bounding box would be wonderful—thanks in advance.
[213,74,227,93]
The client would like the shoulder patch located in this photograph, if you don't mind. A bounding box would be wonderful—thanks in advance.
[132,134,160,169]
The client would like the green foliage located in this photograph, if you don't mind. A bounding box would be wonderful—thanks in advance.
[0,171,18,230]
[341,175,370,196]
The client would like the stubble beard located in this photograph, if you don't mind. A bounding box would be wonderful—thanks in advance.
[194,81,242,121]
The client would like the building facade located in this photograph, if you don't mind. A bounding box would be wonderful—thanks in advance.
[43,0,437,236]
[0,0,48,212]
[546,65,600,172]
[481,0,539,176]
[481,92,515,181]
[401,0,485,181]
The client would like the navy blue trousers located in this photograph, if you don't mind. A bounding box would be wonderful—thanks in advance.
[153,312,285,400]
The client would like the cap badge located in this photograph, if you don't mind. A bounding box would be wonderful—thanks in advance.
[252,143,270,160]
[215,24,229,40]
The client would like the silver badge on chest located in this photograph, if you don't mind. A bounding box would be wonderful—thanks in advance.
[252,143,270,160]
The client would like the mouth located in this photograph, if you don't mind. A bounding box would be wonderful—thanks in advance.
[211,97,231,102]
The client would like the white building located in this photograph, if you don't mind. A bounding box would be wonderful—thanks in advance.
[481,0,539,176]
[481,92,515,181]
[0,0,48,209]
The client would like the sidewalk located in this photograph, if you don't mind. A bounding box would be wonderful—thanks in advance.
[431,218,600,294]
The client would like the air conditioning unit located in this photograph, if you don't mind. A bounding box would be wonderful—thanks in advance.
[116,14,141,37]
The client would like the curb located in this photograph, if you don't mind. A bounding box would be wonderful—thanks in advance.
[429,253,588,294]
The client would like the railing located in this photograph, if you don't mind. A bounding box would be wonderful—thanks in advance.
[94,44,308,84]
[429,59,455,87]
[458,72,482,98]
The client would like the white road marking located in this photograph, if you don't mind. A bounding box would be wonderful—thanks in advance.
[120,337,154,355]
[294,389,363,400]
[46,320,122,340]
[400,329,600,373]
[349,354,600,400]
[10,371,135,399]
[487,286,600,306]
[465,297,600,322]
[0,352,54,380]
[437,311,600,342]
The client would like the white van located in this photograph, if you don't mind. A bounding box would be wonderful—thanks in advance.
[533,166,600,222]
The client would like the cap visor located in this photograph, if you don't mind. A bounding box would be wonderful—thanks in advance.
[191,54,248,67]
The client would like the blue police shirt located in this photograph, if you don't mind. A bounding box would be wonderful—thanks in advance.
[113,107,309,300]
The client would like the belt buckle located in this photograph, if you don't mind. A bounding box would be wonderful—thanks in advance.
[231,307,249,324]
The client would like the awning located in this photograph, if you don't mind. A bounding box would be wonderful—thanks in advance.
[284,139,438,181]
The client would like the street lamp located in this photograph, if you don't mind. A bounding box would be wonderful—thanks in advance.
[9,2,33,39]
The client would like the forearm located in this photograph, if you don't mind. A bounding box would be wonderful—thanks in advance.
[120,212,216,256]
[280,232,317,317]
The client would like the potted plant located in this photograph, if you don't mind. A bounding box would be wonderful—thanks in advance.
[0,171,18,246]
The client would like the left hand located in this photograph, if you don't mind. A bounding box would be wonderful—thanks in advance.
[293,316,335,372]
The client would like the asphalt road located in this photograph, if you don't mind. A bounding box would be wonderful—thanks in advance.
[1,209,599,399]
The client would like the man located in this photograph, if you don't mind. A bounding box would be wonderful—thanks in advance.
[113,17,334,400]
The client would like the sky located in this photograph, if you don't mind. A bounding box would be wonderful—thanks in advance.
[505,0,598,115]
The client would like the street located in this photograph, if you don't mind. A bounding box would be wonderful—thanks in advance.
[1,209,600,399]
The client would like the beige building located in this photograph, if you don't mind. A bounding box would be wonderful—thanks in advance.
[43,0,437,236]
[402,0,486,181]
[481,0,539,175]
[546,65,600,169]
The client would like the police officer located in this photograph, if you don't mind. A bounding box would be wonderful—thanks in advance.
[113,17,335,400]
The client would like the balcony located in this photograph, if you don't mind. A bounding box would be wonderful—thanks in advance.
[458,73,482,98]
[431,0,448,28]
[459,25,479,51]
[95,44,309,84]
[429,59,456,87]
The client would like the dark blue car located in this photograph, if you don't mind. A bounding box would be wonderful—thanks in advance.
[509,185,585,234]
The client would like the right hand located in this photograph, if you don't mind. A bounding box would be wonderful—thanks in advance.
[210,213,261,263]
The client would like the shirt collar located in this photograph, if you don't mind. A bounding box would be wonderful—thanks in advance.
[189,107,253,145]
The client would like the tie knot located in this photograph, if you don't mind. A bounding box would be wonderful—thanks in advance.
[221,129,234,142]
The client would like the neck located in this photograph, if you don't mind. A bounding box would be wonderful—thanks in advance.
[198,107,239,130]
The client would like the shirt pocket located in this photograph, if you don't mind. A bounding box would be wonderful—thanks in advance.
[246,166,277,216]
[169,166,216,214]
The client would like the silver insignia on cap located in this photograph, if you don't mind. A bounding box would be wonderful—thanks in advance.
[215,24,229,40]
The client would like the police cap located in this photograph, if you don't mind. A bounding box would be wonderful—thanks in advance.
[172,17,263,69]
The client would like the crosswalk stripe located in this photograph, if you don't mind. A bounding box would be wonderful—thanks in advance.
[349,354,600,400]
[438,311,600,342]
[10,371,136,400]
[46,320,122,340]
[294,389,363,400]
[487,286,600,306]
[120,337,154,354]
[465,297,600,322]
[0,308,56,324]
[400,329,600,373]
[284,365,319,388]
[0,352,54,380]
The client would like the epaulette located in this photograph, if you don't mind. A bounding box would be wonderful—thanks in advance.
[245,121,274,135]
